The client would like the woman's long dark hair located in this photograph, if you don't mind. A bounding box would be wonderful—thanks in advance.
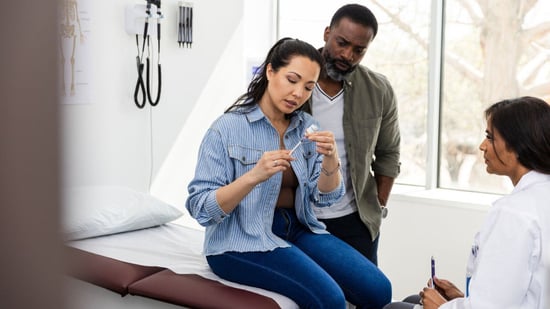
[485,96,550,174]
[225,38,324,114]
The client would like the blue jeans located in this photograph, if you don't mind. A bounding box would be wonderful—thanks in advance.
[207,208,392,309]
[321,211,380,265]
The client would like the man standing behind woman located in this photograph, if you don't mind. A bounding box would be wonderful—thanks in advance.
[303,4,401,265]
[186,37,391,309]
[384,96,550,309]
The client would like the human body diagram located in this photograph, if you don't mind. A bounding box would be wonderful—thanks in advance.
[60,0,85,97]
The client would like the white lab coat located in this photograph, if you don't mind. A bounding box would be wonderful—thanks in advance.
[442,171,550,309]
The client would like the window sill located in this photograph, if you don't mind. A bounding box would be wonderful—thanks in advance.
[390,184,502,212]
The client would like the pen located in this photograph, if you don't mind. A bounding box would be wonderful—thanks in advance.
[431,255,436,288]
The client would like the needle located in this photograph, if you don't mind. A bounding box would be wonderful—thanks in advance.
[289,124,319,156]
[289,141,302,155]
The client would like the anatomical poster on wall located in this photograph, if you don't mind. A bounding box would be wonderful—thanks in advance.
[59,0,92,104]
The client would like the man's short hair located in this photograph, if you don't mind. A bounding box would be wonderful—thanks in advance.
[329,4,378,38]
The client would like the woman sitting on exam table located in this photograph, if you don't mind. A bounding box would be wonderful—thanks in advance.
[185,37,391,309]
[384,96,550,309]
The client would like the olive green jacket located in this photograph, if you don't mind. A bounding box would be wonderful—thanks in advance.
[304,65,401,240]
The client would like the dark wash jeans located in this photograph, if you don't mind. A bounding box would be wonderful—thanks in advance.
[321,211,380,265]
[207,208,392,309]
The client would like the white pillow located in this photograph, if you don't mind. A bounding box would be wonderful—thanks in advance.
[63,186,183,240]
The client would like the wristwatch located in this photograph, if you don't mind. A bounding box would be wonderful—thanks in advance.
[380,206,388,219]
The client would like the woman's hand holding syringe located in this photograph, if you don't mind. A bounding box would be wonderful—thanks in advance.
[289,124,319,155]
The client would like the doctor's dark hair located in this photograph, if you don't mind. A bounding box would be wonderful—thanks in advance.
[330,4,378,38]
[485,96,550,174]
[225,38,324,113]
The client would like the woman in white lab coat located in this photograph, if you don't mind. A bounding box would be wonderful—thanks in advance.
[386,96,550,309]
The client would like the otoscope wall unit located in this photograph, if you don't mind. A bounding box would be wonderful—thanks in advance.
[125,2,163,36]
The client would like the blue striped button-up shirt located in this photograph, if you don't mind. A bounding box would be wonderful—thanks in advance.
[186,105,345,255]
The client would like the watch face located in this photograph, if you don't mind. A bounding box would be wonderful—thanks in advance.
[381,206,388,219]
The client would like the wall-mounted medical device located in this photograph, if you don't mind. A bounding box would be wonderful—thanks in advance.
[125,1,162,36]
[126,0,163,109]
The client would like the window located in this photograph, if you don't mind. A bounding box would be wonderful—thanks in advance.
[440,0,550,193]
[278,0,550,194]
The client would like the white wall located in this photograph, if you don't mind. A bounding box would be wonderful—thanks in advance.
[61,0,500,304]
[379,188,496,300]
[62,0,249,192]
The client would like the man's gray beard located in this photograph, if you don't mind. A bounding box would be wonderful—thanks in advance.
[325,62,353,82]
